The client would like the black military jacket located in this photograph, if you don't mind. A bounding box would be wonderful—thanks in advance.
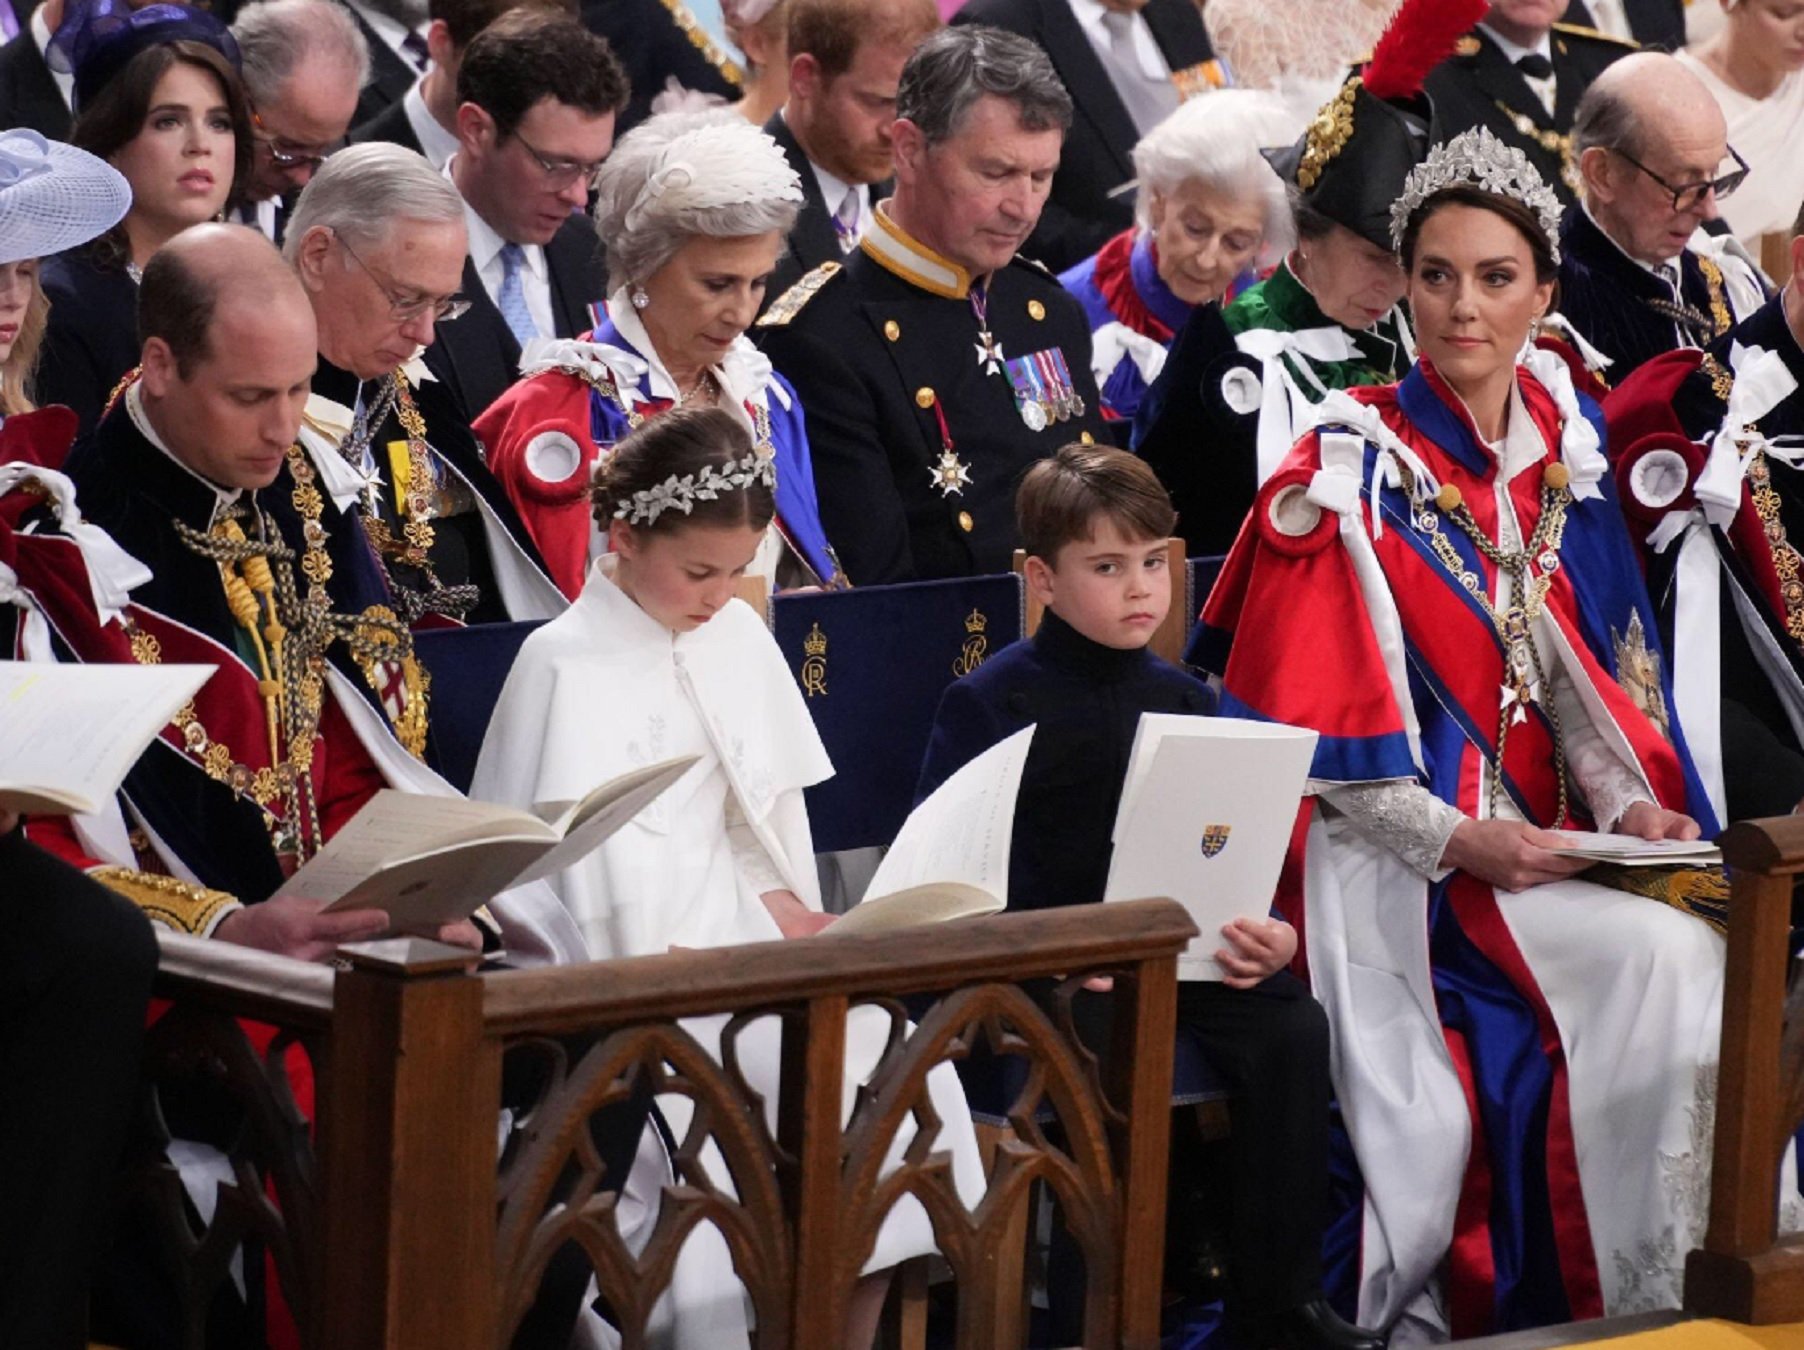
[1421,23,1637,206]
[755,206,1107,583]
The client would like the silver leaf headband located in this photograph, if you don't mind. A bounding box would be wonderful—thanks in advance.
[1388,126,1564,263]
[611,448,778,527]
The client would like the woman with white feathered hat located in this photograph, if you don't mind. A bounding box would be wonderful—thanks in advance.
[476,107,846,599]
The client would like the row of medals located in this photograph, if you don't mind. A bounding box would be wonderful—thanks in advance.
[974,324,1084,432]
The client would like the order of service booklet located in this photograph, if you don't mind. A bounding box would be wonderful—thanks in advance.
[1103,713,1320,980]
[1546,830,1723,867]
[825,725,1036,936]
[275,756,700,931]
[0,660,217,815]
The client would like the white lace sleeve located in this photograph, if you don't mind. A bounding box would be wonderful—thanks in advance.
[1321,780,1466,880]
[1552,663,1655,830]
[725,793,788,896]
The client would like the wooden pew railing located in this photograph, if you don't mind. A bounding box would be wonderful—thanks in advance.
[1685,816,1804,1323]
[132,899,1197,1349]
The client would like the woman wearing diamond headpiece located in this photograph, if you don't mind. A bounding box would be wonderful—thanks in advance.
[476,108,845,600]
[472,407,982,1349]
[1198,124,1788,1338]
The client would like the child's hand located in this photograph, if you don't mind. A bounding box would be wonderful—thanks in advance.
[760,888,837,938]
[1216,916,1297,990]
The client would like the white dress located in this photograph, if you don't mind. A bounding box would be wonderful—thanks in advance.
[471,559,985,1346]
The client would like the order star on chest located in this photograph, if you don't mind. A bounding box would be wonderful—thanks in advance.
[929,446,972,497]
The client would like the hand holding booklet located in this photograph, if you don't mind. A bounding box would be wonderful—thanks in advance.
[0,660,216,815]
[1545,830,1722,867]
[825,725,1035,936]
[274,756,698,932]
[1103,714,1319,980]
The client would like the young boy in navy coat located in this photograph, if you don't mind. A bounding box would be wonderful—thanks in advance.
[915,445,1379,1350]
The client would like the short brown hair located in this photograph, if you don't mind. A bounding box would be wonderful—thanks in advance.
[456,11,628,138]
[787,0,938,81]
[593,406,776,535]
[138,244,220,380]
[1017,443,1176,562]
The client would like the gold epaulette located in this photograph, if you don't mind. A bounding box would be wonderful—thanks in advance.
[1551,21,1639,47]
[90,866,238,936]
[756,261,842,328]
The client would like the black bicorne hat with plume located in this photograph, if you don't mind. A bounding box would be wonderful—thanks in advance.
[1265,0,1488,252]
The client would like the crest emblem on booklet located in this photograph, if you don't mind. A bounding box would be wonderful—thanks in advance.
[1200,824,1232,859]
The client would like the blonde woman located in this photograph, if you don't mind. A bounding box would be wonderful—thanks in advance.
[0,129,129,449]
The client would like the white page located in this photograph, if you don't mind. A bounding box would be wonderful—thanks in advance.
[319,837,553,930]
[1103,715,1318,980]
[862,725,1036,904]
[0,661,215,814]
[1546,831,1723,866]
[274,790,553,902]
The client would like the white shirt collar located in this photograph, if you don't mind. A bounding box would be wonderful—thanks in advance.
[403,77,459,171]
[126,382,243,518]
[31,4,73,111]
[445,155,546,278]
[1476,22,1553,67]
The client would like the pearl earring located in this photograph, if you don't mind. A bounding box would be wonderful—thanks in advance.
[630,285,650,311]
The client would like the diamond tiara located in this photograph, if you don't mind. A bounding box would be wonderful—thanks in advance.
[1388,126,1565,263]
[611,448,778,527]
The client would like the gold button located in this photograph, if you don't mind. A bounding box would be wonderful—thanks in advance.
[915,386,935,409]
[1028,299,1046,320]
[884,319,900,341]
[1079,431,1095,445]
[958,510,974,532]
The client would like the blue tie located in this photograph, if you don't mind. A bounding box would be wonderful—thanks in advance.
[496,242,539,348]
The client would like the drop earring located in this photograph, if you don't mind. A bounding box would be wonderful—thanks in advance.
[630,285,650,311]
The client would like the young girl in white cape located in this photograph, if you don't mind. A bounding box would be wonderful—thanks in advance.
[471,407,984,1346]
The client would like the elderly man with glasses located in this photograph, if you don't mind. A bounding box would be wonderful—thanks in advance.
[285,141,567,625]
[425,6,627,420]
[1557,49,1770,381]
[231,0,371,243]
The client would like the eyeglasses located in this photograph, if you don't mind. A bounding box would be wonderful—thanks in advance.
[336,233,471,324]
[1613,144,1750,213]
[512,130,606,192]
[250,109,330,173]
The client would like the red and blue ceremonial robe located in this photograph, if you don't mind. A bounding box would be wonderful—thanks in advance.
[1195,358,1744,1338]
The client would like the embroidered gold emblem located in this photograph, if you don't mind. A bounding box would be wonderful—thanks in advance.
[800,622,828,698]
[952,607,989,677]
[1611,611,1671,737]
[755,260,842,328]
[1298,78,1360,191]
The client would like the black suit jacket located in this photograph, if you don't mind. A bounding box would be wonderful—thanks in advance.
[348,94,423,156]
[1422,23,1635,206]
[0,30,69,139]
[764,110,843,303]
[755,249,1107,583]
[337,1,417,129]
[581,0,740,136]
[1566,0,1685,50]
[38,246,139,442]
[422,212,607,422]
[952,0,1213,273]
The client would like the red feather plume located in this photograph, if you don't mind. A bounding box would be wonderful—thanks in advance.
[1362,0,1490,102]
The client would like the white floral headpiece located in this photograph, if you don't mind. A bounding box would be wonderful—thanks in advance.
[1388,126,1564,263]
[611,448,778,526]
